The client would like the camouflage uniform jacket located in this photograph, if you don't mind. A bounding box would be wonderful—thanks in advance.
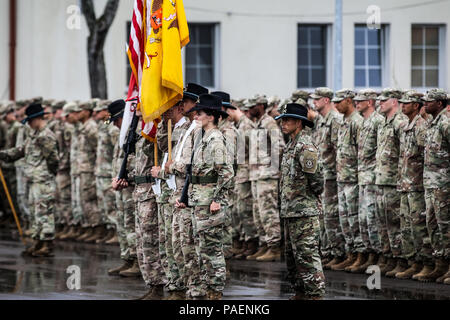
[0,119,7,150]
[47,119,59,133]
[336,110,363,183]
[218,119,238,173]
[188,128,234,207]
[95,122,119,178]
[1,121,21,170]
[70,123,80,177]
[155,121,171,204]
[133,130,158,202]
[57,122,73,173]
[0,124,59,183]
[398,114,428,192]
[280,131,323,218]
[14,125,30,171]
[315,109,342,181]
[235,115,255,184]
[77,118,98,174]
[358,111,385,185]
[423,108,449,189]
[112,135,136,184]
[249,113,285,181]
[375,110,408,186]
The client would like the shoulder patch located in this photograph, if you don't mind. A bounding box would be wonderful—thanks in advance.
[300,146,318,174]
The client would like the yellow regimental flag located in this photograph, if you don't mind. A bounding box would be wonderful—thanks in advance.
[140,0,190,124]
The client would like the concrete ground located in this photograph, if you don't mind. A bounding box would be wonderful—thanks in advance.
[0,229,449,300]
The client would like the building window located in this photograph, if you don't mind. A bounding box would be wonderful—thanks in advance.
[297,25,328,88]
[354,25,385,88]
[411,25,444,88]
[185,23,218,88]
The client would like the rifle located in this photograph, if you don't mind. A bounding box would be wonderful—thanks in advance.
[118,111,139,181]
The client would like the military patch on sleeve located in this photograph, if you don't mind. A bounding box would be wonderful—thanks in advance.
[301,147,318,173]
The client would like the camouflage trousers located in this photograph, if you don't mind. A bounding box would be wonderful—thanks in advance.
[283,216,325,298]
[358,185,381,254]
[172,203,186,291]
[251,179,281,248]
[115,188,136,261]
[79,172,101,228]
[70,175,83,226]
[400,191,433,264]
[323,179,345,258]
[235,181,258,242]
[425,188,450,260]
[337,183,362,253]
[376,186,401,258]
[157,202,183,291]
[55,171,71,225]
[29,181,56,241]
[16,166,31,224]
[194,205,226,294]
[96,176,117,230]
[319,211,332,258]
[134,194,166,287]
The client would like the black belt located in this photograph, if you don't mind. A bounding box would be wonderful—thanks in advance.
[134,175,155,185]
[191,175,218,184]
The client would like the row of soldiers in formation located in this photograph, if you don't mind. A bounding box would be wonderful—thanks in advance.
[0,83,449,300]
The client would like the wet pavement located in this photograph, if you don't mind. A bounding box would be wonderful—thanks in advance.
[0,228,449,300]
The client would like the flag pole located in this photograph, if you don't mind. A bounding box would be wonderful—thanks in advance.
[168,119,172,162]
[0,167,26,245]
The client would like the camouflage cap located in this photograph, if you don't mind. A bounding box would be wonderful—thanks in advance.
[310,87,334,99]
[62,101,82,117]
[93,100,112,112]
[354,88,378,101]
[0,101,15,117]
[399,90,424,104]
[291,89,310,102]
[421,88,448,102]
[42,99,55,107]
[268,95,281,107]
[377,88,403,101]
[231,98,245,109]
[254,94,268,105]
[51,100,67,112]
[31,96,43,104]
[331,88,356,102]
[90,98,101,110]
[79,100,94,111]
[241,98,256,111]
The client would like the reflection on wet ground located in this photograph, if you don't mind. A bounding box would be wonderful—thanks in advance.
[0,230,449,300]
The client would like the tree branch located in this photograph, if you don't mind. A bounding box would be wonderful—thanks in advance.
[98,0,120,33]
[80,0,96,32]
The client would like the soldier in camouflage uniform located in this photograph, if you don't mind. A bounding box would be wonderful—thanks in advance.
[331,89,364,271]
[248,95,285,262]
[176,94,234,300]
[350,89,385,273]
[94,100,120,243]
[310,88,346,269]
[0,103,59,257]
[276,102,325,300]
[418,89,450,283]
[375,88,409,276]
[394,91,434,280]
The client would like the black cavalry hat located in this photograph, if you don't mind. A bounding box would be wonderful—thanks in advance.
[211,91,236,110]
[183,83,209,102]
[275,103,314,128]
[21,103,47,124]
[107,99,126,123]
[188,94,229,118]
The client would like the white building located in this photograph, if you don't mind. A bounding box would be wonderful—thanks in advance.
[1,0,449,102]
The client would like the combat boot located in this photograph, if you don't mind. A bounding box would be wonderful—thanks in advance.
[418,258,448,282]
[21,239,43,256]
[32,240,54,257]
[436,265,450,283]
[331,252,356,271]
[108,259,133,276]
[140,285,165,300]
[84,225,106,243]
[351,253,378,274]
[444,277,450,285]
[375,254,387,268]
[119,259,141,277]
[380,258,396,275]
[412,264,434,280]
[386,258,408,277]
[256,246,281,262]
[230,238,244,255]
[346,252,367,272]
[164,290,186,300]
[396,261,423,280]
[323,256,344,270]
[234,240,256,259]
[105,233,119,245]
[246,245,268,261]
[96,228,114,244]
[207,289,222,300]
[76,227,93,241]
[289,292,306,300]
[56,225,70,240]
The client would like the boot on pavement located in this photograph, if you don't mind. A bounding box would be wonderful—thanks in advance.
[324,256,345,270]
[232,240,247,258]
[96,228,115,244]
[60,225,77,240]
[234,239,257,260]
[55,225,67,239]
[351,252,378,274]
[139,285,165,300]
[380,258,397,275]
[108,260,133,276]
[76,227,94,242]
[207,289,222,300]
[32,240,54,257]
[396,261,423,280]
[246,245,268,261]
[331,252,356,271]
[84,225,106,243]
[223,248,234,260]
[375,254,387,268]
[230,238,244,255]
[256,246,281,262]
[418,258,448,282]
[412,264,434,280]
[164,290,186,300]
[386,258,408,277]
[346,252,367,272]
[105,233,119,245]
[119,259,141,277]
[21,239,43,256]
[436,264,450,283]
[444,277,450,285]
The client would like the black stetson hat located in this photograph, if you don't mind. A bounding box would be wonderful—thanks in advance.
[21,103,47,124]
[211,91,236,110]
[107,99,126,124]
[183,83,208,102]
[275,103,314,128]
[188,94,228,118]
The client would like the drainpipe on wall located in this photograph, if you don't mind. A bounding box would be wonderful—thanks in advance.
[9,0,16,101]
